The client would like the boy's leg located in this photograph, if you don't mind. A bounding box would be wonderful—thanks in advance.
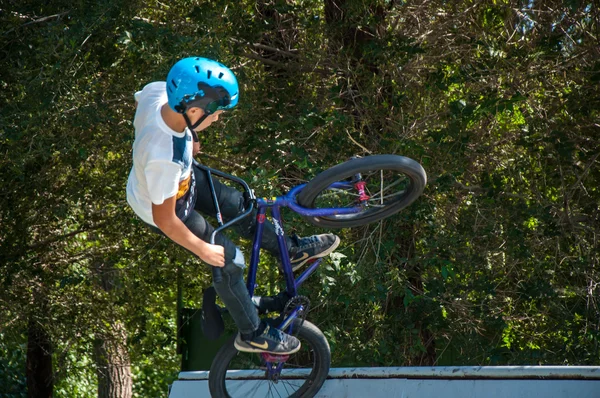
[183,210,300,354]
[192,164,340,270]
[183,211,260,335]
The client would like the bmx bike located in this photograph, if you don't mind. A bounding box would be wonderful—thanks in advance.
[198,154,427,397]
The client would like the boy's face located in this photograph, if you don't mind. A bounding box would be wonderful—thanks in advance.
[187,107,224,131]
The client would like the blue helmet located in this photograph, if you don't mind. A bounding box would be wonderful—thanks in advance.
[166,57,239,114]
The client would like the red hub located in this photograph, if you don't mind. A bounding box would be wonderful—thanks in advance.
[354,181,370,202]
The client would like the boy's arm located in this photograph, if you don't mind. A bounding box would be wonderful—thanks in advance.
[152,195,225,267]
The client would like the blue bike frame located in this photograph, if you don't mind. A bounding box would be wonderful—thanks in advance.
[195,160,362,330]
[246,183,361,299]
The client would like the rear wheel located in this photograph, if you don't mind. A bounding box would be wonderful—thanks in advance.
[208,320,330,398]
[297,155,427,228]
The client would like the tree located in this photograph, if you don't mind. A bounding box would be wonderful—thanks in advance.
[1,1,598,396]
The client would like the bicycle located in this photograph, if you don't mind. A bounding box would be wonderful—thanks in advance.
[198,154,427,398]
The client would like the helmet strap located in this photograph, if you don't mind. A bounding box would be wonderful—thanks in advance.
[182,112,210,143]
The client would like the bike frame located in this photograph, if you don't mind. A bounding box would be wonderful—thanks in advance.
[247,183,363,335]
[195,161,360,297]
[195,160,363,346]
[247,182,362,299]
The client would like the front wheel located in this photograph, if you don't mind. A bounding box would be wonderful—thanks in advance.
[208,319,331,398]
[297,155,427,228]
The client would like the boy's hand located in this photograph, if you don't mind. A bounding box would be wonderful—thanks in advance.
[199,243,225,267]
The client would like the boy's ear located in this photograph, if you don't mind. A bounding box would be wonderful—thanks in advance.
[187,106,204,116]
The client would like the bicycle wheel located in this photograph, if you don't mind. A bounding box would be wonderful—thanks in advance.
[297,155,427,228]
[208,319,330,398]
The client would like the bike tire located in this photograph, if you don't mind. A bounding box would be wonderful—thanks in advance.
[297,155,427,228]
[208,319,331,398]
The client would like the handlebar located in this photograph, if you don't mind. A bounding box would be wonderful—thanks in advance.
[193,159,255,283]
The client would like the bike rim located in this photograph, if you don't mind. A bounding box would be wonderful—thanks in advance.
[220,340,319,397]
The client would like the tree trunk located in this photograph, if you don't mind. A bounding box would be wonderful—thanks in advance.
[95,321,133,398]
[26,318,53,398]
[394,231,437,366]
[94,258,133,398]
[407,272,437,366]
[251,0,300,77]
[324,0,389,145]
[324,0,386,67]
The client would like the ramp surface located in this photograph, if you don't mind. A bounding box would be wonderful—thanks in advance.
[168,366,600,397]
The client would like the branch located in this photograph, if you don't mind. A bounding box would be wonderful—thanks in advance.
[231,38,300,59]
[3,10,70,35]
[28,221,108,250]
[241,52,331,74]
[235,45,330,75]
[451,180,489,193]
[196,152,247,171]
[241,52,289,68]
[345,129,373,154]
[230,34,332,75]
[569,152,600,197]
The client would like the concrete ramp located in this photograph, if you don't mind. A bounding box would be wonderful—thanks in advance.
[168,366,600,397]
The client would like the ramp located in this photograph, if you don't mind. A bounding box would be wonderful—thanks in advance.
[168,366,600,397]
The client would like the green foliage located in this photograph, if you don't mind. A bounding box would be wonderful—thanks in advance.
[0,330,27,397]
[1,0,599,395]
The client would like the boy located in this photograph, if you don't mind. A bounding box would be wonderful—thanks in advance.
[126,57,340,354]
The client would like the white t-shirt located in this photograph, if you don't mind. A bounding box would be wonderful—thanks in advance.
[126,82,195,226]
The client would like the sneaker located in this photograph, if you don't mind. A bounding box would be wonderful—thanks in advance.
[234,324,301,354]
[290,233,340,271]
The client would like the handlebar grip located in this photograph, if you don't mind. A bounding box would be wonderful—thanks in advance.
[212,266,223,284]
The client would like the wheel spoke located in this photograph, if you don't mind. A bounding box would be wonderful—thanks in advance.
[280,379,292,396]
[315,174,409,211]
[367,177,408,199]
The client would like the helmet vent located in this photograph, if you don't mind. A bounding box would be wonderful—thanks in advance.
[171,79,178,88]
[195,66,200,73]
[207,70,212,79]
[218,72,224,79]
